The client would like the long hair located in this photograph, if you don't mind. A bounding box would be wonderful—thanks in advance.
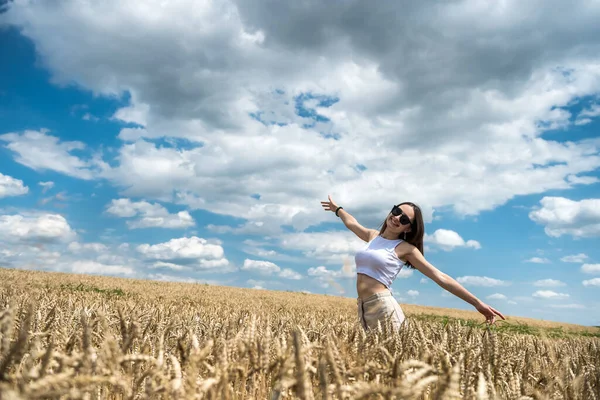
[378,202,425,269]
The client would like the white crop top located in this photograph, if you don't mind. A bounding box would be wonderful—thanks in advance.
[355,235,405,289]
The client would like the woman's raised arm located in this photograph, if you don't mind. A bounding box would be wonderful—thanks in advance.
[321,195,378,242]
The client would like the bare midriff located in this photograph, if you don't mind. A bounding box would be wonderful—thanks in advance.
[356,273,389,299]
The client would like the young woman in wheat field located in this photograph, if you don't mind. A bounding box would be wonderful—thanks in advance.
[321,195,505,333]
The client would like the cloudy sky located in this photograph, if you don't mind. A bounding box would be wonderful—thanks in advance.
[1,0,599,326]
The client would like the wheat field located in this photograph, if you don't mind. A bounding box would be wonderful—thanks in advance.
[0,268,598,399]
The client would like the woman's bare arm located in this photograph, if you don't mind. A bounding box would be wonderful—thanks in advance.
[402,244,505,323]
[321,195,378,242]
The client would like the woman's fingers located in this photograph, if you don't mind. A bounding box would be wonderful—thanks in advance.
[320,201,333,211]
[492,307,506,320]
[320,195,338,212]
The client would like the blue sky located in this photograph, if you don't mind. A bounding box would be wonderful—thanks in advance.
[1,1,599,326]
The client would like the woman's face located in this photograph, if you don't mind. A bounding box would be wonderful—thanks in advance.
[386,203,415,234]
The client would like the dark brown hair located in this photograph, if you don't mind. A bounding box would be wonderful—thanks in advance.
[378,201,425,269]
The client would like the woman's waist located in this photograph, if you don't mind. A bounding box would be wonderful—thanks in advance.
[357,272,390,299]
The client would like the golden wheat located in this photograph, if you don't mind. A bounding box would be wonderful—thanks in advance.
[0,268,598,399]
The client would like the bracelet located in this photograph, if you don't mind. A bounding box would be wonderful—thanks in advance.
[335,206,343,217]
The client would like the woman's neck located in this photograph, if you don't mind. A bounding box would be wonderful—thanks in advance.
[380,230,399,240]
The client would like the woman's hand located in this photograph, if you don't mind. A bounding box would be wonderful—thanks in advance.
[475,301,506,325]
[321,195,340,213]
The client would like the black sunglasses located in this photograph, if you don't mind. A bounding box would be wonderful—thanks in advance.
[391,205,413,226]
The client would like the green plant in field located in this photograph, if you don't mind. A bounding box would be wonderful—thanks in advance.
[60,282,125,297]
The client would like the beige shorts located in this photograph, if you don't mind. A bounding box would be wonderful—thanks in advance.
[357,291,406,332]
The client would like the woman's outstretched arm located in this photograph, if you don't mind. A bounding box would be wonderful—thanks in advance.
[321,195,378,242]
[403,245,506,324]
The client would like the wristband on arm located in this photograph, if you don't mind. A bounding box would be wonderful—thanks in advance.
[335,206,343,217]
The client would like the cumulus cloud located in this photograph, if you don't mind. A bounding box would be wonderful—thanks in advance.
[137,236,230,270]
[3,0,600,238]
[560,253,589,263]
[533,279,566,287]
[581,264,600,274]
[487,293,507,300]
[279,268,302,280]
[407,290,419,297]
[241,259,280,275]
[582,278,600,287]
[0,173,28,198]
[279,231,365,265]
[68,242,108,253]
[456,276,509,287]
[525,257,551,264]
[38,181,54,193]
[71,260,134,276]
[307,265,341,279]
[241,259,302,280]
[529,197,600,238]
[575,103,600,125]
[532,290,570,299]
[397,269,414,278]
[0,213,76,243]
[425,229,481,251]
[106,198,195,229]
[549,304,585,309]
[0,130,97,180]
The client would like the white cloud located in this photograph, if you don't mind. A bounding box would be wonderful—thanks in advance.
[137,236,230,270]
[307,265,341,279]
[407,290,419,297]
[113,99,150,127]
[581,264,600,274]
[582,278,600,287]
[247,279,265,287]
[71,260,134,276]
[0,130,96,180]
[242,259,280,275]
[0,173,28,198]
[0,0,599,307]
[3,1,600,239]
[38,181,54,193]
[456,276,509,287]
[279,268,302,280]
[150,261,190,271]
[420,278,428,284]
[487,293,507,300]
[560,253,589,263]
[525,257,551,264]
[397,269,414,278]
[549,304,586,309]
[532,290,570,299]
[425,229,481,251]
[0,213,76,243]
[307,265,347,294]
[82,112,99,122]
[566,175,599,185]
[529,197,600,238]
[106,198,195,229]
[575,103,600,125]
[279,231,365,265]
[68,242,108,253]
[533,279,566,287]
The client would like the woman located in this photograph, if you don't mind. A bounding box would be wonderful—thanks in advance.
[321,195,505,332]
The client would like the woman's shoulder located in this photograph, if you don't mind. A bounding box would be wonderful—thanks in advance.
[394,240,417,258]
